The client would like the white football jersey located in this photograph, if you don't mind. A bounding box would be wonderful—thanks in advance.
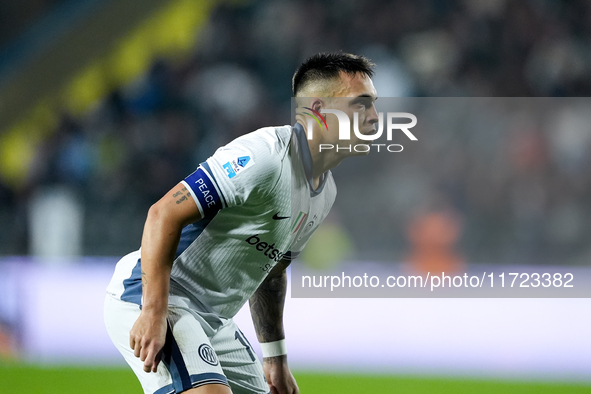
[106,124,336,318]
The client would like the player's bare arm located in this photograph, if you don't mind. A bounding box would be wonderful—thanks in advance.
[129,182,202,373]
[250,259,299,394]
[250,260,288,343]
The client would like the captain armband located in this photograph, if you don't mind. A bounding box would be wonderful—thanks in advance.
[182,166,224,218]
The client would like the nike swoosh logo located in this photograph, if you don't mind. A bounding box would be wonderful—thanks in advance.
[273,213,290,220]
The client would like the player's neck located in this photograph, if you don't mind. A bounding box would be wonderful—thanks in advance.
[311,176,320,190]
[294,120,341,187]
[309,147,342,180]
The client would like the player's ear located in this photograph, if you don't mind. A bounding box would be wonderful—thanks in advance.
[310,98,323,113]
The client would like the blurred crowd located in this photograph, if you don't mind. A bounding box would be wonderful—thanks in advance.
[0,0,65,49]
[336,97,591,266]
[1,0,591,264]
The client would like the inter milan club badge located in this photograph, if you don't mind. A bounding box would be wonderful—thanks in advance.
[198,344,219,366]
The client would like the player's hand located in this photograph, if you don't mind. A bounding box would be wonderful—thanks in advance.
[129,310,167,373]
[263,355,299,394]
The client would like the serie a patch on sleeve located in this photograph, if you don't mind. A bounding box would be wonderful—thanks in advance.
[182,167,224,217]
[221,155,254,179]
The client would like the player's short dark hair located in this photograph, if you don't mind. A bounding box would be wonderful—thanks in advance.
[292,52,375,96]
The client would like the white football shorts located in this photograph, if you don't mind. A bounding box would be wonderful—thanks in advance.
[104,295,269,394]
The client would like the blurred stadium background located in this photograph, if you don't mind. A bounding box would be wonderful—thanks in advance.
[1,0,591,392]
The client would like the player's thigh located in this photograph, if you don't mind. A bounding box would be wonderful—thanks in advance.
[105,296,232,393]
[104,295,172,392]
[211,320,268,394]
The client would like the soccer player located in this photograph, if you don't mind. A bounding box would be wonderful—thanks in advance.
[104,52,378,394]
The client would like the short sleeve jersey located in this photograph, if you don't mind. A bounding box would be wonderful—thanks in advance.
[106,124,336,318]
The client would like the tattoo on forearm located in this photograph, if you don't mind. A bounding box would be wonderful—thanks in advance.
[141,269,147,288]
[250,271,287,343]
[262,354,287,363]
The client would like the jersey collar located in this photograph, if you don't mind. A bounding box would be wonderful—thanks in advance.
[293,122,328,196]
